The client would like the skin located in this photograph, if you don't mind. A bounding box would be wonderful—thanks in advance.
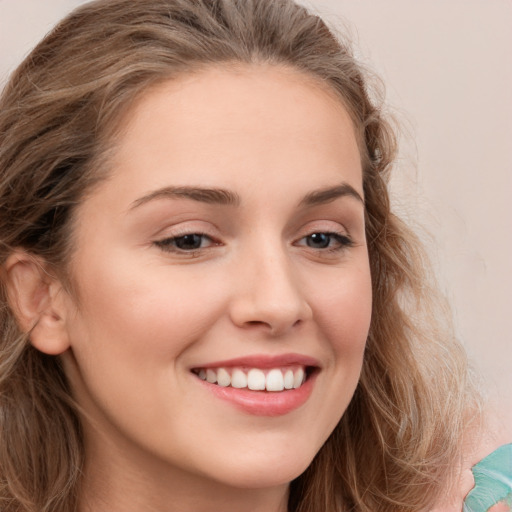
[4,64,507,512]
[33,65,372,512]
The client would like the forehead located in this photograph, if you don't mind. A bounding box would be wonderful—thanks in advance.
[123,64,355,131]
[96,64,363,207]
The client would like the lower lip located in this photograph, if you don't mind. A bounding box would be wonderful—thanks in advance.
[196,372,317,417]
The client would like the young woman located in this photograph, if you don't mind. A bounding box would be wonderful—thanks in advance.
[0,1,509,511]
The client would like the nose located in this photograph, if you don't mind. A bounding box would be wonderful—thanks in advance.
[228,245,313,337]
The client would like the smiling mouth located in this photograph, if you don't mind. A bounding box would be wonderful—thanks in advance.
[191,366,314,392]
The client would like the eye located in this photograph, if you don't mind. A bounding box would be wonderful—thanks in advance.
[154,233,216,253]
[298,232,353,251]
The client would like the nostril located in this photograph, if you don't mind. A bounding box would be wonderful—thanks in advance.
[239,317,305,337]
[229,285,312,335]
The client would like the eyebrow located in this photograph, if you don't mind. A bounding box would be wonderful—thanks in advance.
[130,186,241,209]
[130,182,363,210]
[298,183,364,207]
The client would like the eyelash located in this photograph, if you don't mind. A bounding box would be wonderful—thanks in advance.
[153,233,217,254]
[297,232,354,252]
[153,231,353,255]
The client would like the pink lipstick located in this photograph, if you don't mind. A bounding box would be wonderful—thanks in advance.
[191,353,320,416]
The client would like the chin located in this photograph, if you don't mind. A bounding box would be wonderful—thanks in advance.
[199,446,317,490]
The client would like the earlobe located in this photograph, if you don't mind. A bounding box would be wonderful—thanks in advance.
[4,252,71,355]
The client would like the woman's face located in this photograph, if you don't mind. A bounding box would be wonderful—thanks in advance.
[60,65,372,492]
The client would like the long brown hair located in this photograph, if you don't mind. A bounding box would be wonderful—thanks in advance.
[0,1,477,510]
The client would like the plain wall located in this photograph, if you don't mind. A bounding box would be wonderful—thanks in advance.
[1,0,511,420]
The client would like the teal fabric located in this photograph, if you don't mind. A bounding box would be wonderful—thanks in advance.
[463,443,512,511]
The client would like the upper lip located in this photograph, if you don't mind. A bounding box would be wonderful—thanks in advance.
[191,353,321,370]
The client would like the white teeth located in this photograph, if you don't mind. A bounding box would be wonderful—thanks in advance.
[231,369,248,388]
[266,369,285,392]
[217,368,231,387]
[196,366,309,391]
[206,369,217,384]
[284,369,294,389]
[247,369,266,390]
[293,368,304,389]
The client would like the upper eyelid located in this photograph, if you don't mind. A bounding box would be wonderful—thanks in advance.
[151,216,355,241]
[293,220,351,237]
[153,223,352,239]
[155,232,218,244]
[153,221,220,238]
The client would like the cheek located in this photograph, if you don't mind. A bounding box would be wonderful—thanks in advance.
[313,265,372,357]
[62,261,232,437]
[71,248,227,343]
[71,276,227,368]
[299,266,372,445]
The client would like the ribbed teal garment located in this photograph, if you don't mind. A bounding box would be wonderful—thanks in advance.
[463,443,512,512]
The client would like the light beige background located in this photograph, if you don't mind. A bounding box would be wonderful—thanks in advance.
[1,1,511,420]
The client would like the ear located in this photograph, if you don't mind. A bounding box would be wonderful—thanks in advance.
[4,251,71,355]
